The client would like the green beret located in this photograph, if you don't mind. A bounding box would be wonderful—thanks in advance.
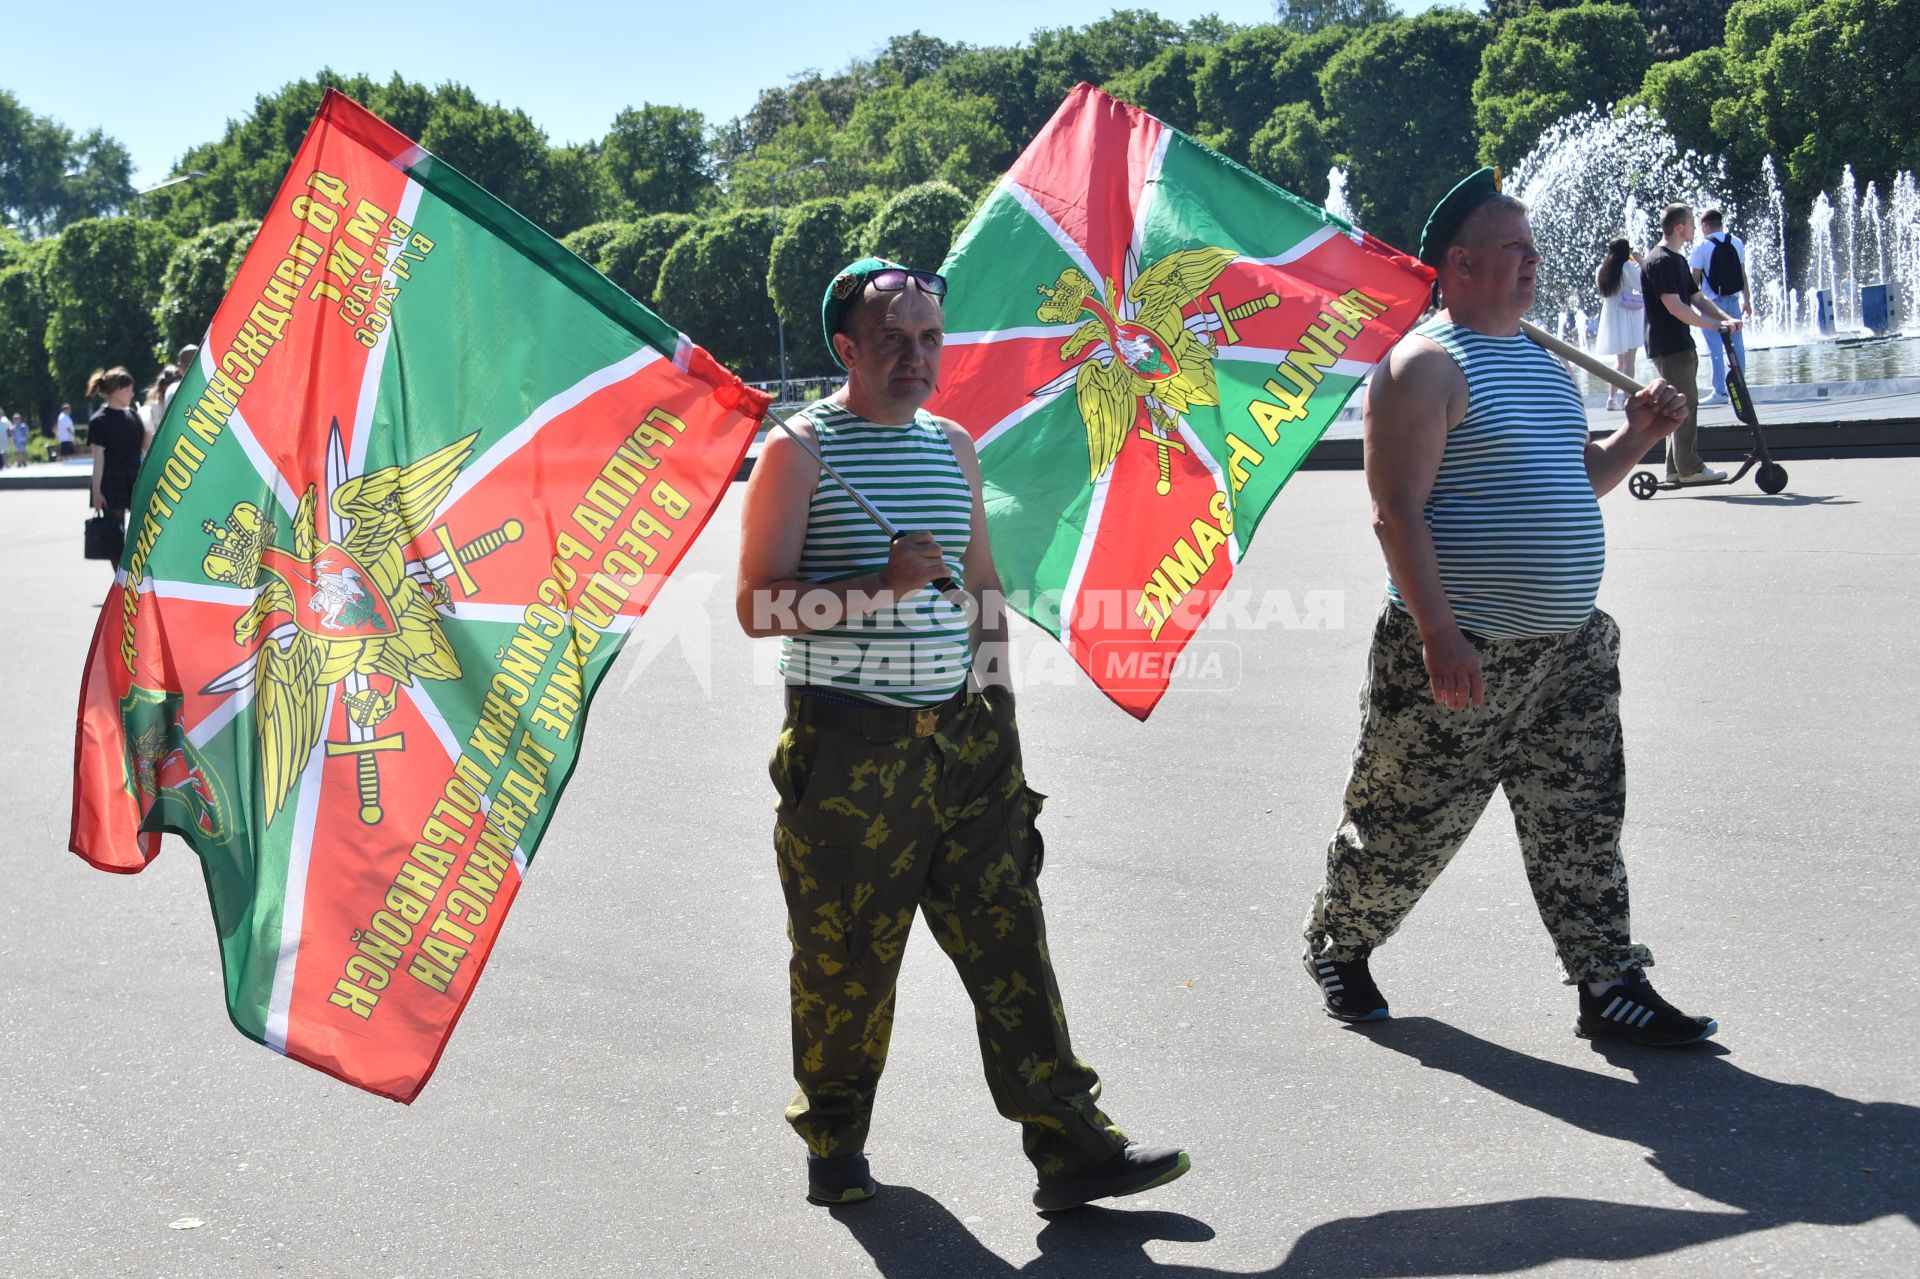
[1418,167,1502,267]
[821,257,906,370]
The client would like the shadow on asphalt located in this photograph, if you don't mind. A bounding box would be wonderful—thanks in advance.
[1687,493,1857,506]
[830,1017,1915,1277]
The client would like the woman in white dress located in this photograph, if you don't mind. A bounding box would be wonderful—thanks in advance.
[1594,238,1645,411]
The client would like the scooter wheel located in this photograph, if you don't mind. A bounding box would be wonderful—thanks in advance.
[1628,471,1657,500]
[1756,462,1788,494]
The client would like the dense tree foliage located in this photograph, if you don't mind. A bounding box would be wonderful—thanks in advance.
[1272,0,1396,33]
[768,197,874,373]
[41,218,176,402]
[0,238,57,423]
[153,219,259,358]
[1475,4,1653,168]
[599,104,715,216]
[2,0,1910,396]
[1320,8,1492,253]
[1,90,135,237]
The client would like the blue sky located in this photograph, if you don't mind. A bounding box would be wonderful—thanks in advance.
[7,1,1449,187]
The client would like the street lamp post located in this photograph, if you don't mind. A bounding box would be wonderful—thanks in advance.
[768,158,828,404]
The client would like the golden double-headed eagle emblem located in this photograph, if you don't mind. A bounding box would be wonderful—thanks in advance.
[1032,246,1281,494]
[200,426,522,825]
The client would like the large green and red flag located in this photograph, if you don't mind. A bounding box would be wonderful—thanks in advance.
[927,85,1433,718]
[70,90,767,1102]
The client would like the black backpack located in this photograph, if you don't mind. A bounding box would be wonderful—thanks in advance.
[1706,234,1747,295]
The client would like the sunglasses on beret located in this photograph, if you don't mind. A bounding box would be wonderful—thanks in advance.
[862,267,947,297]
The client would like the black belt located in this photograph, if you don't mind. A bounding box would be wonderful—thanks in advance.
[784,685,970,741]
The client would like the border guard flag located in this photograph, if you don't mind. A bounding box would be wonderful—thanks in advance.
[926,84,1434,718]
[70,90,768,1102]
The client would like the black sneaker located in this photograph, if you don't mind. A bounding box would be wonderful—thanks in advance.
[1033,1142,1190,1212]
[1577,970,1718,1046]
[806,1153,878,1206]
[1304,949,1389,1022]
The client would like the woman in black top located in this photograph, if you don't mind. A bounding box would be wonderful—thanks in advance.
[87,367,150,523]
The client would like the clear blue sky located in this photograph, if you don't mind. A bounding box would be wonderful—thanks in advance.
[7,1,1448,187]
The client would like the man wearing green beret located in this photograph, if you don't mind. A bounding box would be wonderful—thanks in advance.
[736,257,1188,1210]
[1299,171,1721,1047]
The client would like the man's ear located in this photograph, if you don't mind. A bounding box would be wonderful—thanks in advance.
[831,329,857,367]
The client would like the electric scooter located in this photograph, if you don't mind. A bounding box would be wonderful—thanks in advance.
[1627,331,1788,499]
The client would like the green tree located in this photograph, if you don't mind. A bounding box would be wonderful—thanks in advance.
[1319,9,1492,252]
[153,219,259,358]
[602,213,698,306]
[836,81,1009,195]
[874,31,973,86]
[1249,102,1336,203]
[1638,0,1736,54]
[653,210,781,377]
[1103,44,1207,131]
[600,104,715,216]
[41,218,177,402]
[1273,0,1396,33]
[1735,0,1920,216]
[1,90,135,236]
[0,242,56,422]
[1474,4,1652,168]
[140,73,432,236]
[768,198,869,373]
[865,182,972,273]
[560,220,626,268]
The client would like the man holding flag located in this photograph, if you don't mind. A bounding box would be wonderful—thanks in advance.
[1300,169,1720,1047]
[736,257,1188,1211]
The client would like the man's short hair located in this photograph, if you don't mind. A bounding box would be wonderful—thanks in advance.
[1662,203,1694,234]
[1700,208,1725,230]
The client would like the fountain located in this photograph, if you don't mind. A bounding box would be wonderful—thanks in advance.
[1506,105,1731,345]
[1838,166,1858,332]
[1809,193,1837,333]
[1324,165,1354,228]
[1489,102,1920,360]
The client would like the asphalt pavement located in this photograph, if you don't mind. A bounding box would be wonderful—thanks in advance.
[3,460,1916,1278]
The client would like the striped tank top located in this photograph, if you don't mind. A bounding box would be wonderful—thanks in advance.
[1385,317,1605,638]
[779,400,974,706]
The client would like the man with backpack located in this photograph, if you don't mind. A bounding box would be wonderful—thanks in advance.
[1689,208,1749,405]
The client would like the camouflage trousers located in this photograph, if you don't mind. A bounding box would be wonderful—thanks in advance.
[770,686,1127,1175]
[1304,604,1655,984]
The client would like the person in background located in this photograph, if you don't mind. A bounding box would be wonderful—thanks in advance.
[142,366,181,436]
[55,402,77,458]
[10,409,29,466]
[1643,202,1740,485]
[1688,209,1749,405]
[1593,238,1645,412]
[0,406,12,469]
[162,344,198,412]
[88,368,150,538]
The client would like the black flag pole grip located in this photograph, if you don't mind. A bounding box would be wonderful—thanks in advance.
[764,417,963,601]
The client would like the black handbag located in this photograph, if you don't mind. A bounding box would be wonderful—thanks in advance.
[85,511,124,562]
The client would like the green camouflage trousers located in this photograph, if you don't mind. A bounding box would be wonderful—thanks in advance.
[770,687,1127,1175]
[1304,603,1655,984]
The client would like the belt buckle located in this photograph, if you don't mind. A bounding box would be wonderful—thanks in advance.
[912,708,939,738]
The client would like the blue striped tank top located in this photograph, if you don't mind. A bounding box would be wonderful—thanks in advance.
[1385,318,1605,638]
[779,400,974,706]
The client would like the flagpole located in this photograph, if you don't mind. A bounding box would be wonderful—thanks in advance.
[1518,320,1644,395]
[761,416,962,599]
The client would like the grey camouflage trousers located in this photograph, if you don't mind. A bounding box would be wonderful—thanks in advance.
[1304,603,1655,984]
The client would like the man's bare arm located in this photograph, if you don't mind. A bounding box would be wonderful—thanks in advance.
[734,423,948,638]
[1364,338,1482,711]
[1585,377,1688,496]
